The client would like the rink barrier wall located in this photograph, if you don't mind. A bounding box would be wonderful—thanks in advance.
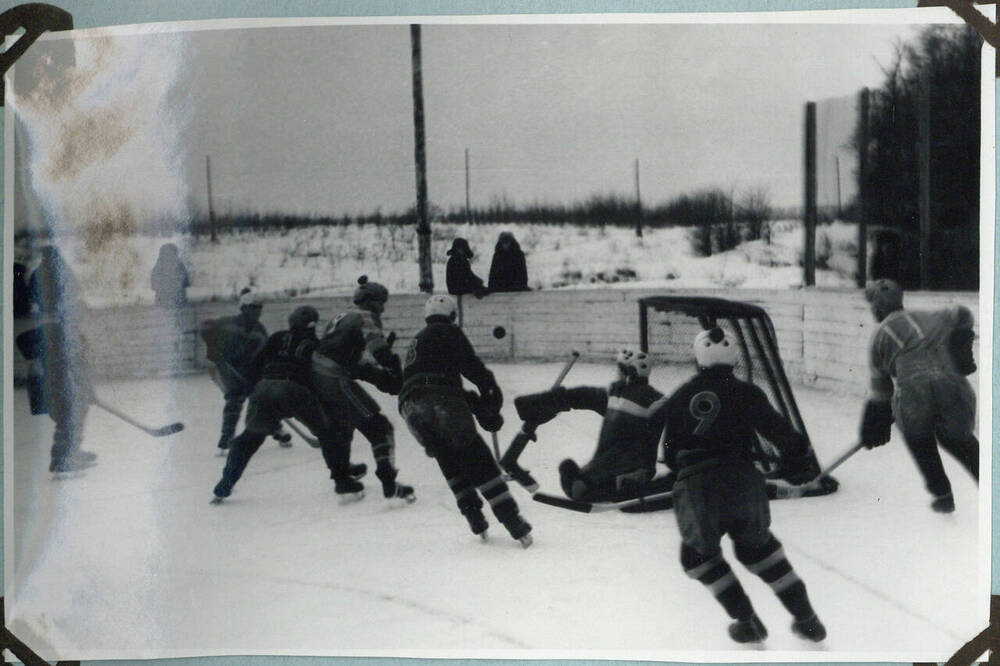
[10,287,978,396]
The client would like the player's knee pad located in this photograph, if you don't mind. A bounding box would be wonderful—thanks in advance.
[680,543,718,573]
[734,534,781,567]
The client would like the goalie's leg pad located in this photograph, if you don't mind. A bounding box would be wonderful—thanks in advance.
[735,534,817,623]
[681,544,755,621]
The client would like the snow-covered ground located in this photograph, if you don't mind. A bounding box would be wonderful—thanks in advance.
[5,362,984,661]
[15,220,860,308]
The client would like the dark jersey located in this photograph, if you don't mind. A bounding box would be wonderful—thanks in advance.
[663,366,806,476]
[567,380,668,478]
[316,307,393,376]
[400,317,495,398]
[258,328,318,386]
[200,314,268,369]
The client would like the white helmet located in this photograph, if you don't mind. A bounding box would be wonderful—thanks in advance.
[616,348,651,381]
[694,327,737,369]
[425,294,457,321]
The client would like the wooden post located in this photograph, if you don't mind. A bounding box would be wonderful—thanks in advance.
[917,76,931,290]
[205,155,217,243]
[410,24,433,293]
[856,88,869,288]
[465,147,471,224]
[803,102,817,287]
[634,158,643,238]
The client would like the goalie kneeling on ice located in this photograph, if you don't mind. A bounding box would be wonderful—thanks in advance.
[516,348,676,506]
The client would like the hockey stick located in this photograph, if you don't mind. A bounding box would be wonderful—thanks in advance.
[774,442,864,499]
[532,490,672,513]
[283,419,321,448]
[500,351,581,492]
[93,399,184,437]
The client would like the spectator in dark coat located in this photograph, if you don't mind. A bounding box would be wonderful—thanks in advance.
[151,242,190,308]
[28,245,80,316]
[13,261,31,317]
[488,231,530,293]
[445,238,487,298]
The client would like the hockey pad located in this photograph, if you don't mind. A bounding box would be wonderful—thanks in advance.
[860,399,893,449]
[15,327,44,360]
[948,327,976,376]
[513,388,567,426]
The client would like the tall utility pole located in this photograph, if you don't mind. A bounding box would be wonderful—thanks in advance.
[465,148,471,224]
[917,75,931,290]
[634,159,643,238]
[803,102,817,287]
[410,24,433,292]
[205,155,218,243]
[856,87,870,288]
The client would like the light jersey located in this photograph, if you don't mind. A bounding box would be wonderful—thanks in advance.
[868,306,974,400]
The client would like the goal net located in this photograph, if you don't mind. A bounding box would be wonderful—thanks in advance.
[639,296,835,497]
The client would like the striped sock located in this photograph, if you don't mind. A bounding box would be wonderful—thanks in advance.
[478,475,519,522]
[739,537,814,620]
[682,548,754,620]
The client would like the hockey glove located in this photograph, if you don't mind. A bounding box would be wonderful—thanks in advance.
[860,399,893,449]
[779,452,820,486]
[480,377,503,412]
[475,409,504,433]
[948,327,977,376]
[513,388,566,426]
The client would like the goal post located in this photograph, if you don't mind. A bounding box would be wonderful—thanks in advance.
[638,295,835,497]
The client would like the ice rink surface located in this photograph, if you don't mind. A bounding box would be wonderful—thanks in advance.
[5,362,985,661]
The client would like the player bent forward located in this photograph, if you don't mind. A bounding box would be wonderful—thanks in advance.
[664,328,825,644]
[312,276,414,502]
[212,306,359,502]
[859,279,978,513]
[198,288,291,455]
[398,295,533,546]
[514,349,674,505]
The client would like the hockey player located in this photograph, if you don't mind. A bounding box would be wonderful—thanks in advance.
[513,349,674,504]
[16,314,99,473]
[859,279,978,513]
[199,289,290,454]
[212,305,361,502]
[312,276,414,502]
[664,327,825,644]
[398,294,532,546]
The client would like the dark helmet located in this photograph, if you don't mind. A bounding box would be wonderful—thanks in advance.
[352,275,388,307]
[288,305,320,330]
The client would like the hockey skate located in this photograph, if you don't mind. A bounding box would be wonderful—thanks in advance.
[728,614,768,643]
[272,428,293,448]
[931,492,955,514]
[503,515,533,548]
[349,463,368,480]
[462,508,490,541]
[211,479,233,504]
[50,452,97,476]
[791,614,827,642]
[376,466,415,503]
[335,477,365,503]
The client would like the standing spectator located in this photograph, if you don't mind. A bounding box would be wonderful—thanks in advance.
[488,231,530,293]
[28,245,80,316]
[13,261,31,317]
[445,238,487,298]
[151,242,190,308]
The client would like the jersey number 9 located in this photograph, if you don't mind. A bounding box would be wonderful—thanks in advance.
[689,391,721,435]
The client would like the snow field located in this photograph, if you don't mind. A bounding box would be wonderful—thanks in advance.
[6,362,983,661]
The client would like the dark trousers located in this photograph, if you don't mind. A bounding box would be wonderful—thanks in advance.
[50,398,90,464]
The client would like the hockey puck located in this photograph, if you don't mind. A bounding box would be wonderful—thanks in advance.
[493,326,507,339]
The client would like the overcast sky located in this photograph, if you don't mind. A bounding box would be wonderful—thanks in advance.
[11,16,951,231]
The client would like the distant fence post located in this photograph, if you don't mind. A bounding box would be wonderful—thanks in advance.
[856,88,869,288]
[803,102,817,287]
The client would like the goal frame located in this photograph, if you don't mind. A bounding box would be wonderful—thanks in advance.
[638,295,830,493]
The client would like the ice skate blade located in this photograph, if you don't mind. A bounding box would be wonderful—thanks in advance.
[216,449,228,457]
[51,470,91,480]
[518,534,533,549]
[338,491,365,504]
[478,531,489,542]
[210,496,225,505]
[277,441,293,448]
